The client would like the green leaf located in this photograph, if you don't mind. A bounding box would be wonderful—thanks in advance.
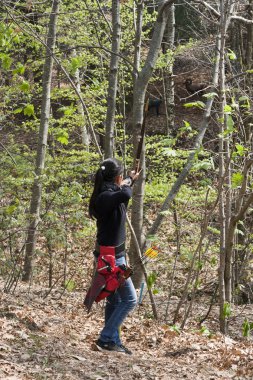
[5,204,17,215]
[14,63,25,75]
[235,227,244,236]
[246,69,253,74]
[23,104,35,117]
[235,144,246,157]
[210,256,217,267]
[239,96,249,101]
[231,172,244,189]
[70,57,82,73]
[192,159,213,171]
[226,115,234,131]
[227,49,237,60]
[184,101,205,109]
[64,279,76,292]
[20,81,30,93]
[179,120,192,133]
[222,302,232,319]
[199,326,211,336]
[242,319,251,337]
[13,34,20,44]
[170,324,180,334]
[64,106,76,116]
[162,147,177,157]
[5,198,20,215]
[57,104,76,116]
[147,272,157,290]
[224,104,232,113]
[13,62,25,75]
[232,144,247,158]
[0,53,13,69]
[202,92,218,99]
[13,107,23,114]
[207,226,220,236]
[239,96,250,109]
[56,130,69,145]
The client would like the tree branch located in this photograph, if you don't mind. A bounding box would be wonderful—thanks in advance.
[184,0,218,25]
[226,71,253,83]
[194,0,253,25]
[57,44,138,75]
[0,142,17,165]
[194,0,220,18]
[231,15,253,25]
[234,192,253,224]
[95,0,112,34]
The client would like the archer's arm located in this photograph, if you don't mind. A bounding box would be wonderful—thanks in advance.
[96,187,132,216]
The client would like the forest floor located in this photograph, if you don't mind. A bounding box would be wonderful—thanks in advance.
[1,281,253,380]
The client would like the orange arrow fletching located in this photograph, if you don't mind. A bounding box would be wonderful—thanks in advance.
[144,246,159,259]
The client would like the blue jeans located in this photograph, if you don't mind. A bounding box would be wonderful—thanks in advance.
[99,256,137,345]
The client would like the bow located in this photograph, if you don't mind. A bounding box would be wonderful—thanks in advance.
[134,97,149,173]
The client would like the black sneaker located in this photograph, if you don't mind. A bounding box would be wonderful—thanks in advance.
[95,339,116,351]
[118,344,132,355]
[95,339,132,354]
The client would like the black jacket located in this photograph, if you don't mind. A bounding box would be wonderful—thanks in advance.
[95,182,132,247]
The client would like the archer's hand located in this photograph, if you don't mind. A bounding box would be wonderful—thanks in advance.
[121,170,141,187]
[129,170,141,182]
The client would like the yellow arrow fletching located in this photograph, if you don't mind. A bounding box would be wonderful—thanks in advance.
[144,247,159,259]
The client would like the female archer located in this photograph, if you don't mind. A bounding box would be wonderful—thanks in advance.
[89,158,139,354]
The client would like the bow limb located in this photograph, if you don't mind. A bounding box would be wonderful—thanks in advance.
[134,97,149,173]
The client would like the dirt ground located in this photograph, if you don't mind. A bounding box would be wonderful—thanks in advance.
[1,282,253,380]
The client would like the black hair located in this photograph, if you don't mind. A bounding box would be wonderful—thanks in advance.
[89,158,123,219]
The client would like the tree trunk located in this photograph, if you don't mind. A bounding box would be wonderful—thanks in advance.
[217,0,235,334]
[163,2,175,134]
[246,0,253,69]
[22,0,60,282]
[104,0,121,158]
[218,2,227,335]
[129,0,175,288]
[245,0,253,142]
[72,49,90,147]
[133,0,144,85]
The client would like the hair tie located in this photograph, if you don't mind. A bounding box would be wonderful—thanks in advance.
[101,165,105,170]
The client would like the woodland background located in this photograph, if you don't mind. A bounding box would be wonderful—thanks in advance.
[1,0,253,379]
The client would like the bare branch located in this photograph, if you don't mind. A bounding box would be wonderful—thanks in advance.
[193,0,253,25]
[234,192,253,224]
[226,71,253,83]
[95,0,112,34]
[231,15,253,25]
[0,142,17,165]
[194,0,220,18]
[184,0,219,25]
